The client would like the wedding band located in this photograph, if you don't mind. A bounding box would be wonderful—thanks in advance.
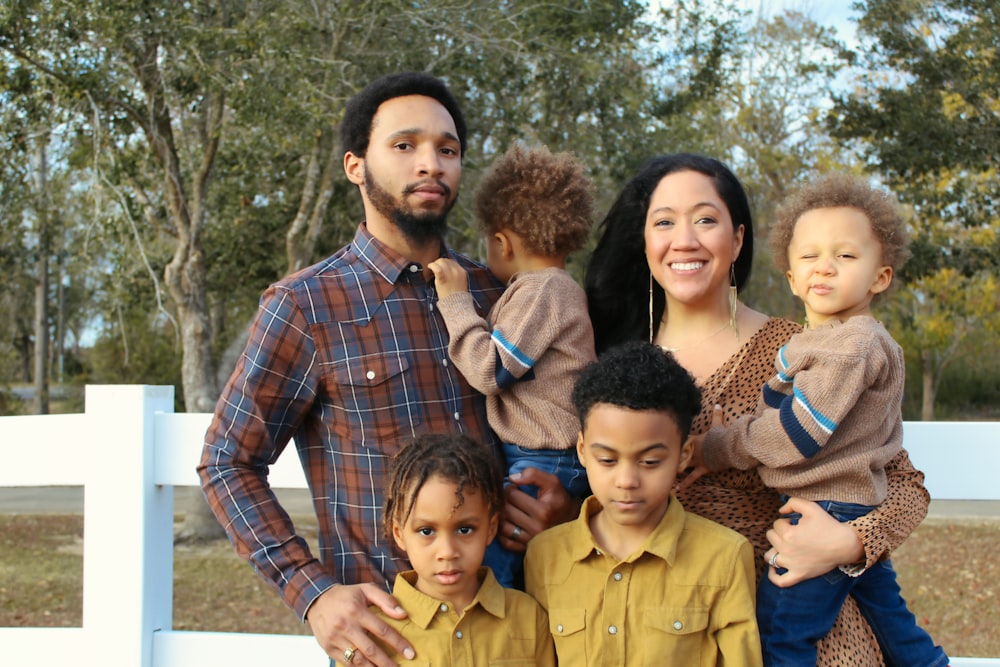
[511,525,522,539]
[343,646,358,663]
[769,552,780,568]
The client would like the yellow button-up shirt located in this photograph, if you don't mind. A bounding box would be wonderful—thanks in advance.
[360,567,555,666]
[525,495,762,666]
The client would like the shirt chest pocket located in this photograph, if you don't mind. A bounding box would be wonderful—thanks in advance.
[548,608,588,661]
[642,606,710,665]
[329,352,419,447]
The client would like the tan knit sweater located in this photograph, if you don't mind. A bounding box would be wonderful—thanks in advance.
[701,316,904,505]
[436,267,595,450]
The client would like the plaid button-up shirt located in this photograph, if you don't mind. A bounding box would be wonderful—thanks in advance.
[199,223,504,620]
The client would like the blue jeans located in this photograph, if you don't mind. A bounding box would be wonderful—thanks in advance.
[483,443,589,589]
[757,499,949,667]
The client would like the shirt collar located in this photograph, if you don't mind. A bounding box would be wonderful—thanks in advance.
[568,494,687,566]
[392,567,507,630]
[352,222,451,285]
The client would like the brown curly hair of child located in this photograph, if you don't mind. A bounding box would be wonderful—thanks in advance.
[474,143,594,258]
[770,173,911,275]
[383,433,505,539]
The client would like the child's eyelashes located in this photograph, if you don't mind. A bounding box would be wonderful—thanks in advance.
[415,525,477,536]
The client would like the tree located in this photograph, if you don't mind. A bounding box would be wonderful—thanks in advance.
[828,0,1000,418]
[2,0,743,535]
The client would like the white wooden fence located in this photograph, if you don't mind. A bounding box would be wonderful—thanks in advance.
[0,384,997,667]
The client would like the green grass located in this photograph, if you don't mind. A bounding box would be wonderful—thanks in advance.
[1,514,997,657]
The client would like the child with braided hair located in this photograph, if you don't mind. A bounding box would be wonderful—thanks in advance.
[359,433,554,666]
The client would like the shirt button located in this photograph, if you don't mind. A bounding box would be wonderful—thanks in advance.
[556,624,564,633]
[608,625,618,635]
[455,630,463,639]
[442,358,449,367]
[429,302,435,312]
[365,370,376,380]
[613,572,623,581]
[453,412,461,421]
[674,620,683,630]
[409,264,420,272]
[439,603,448,612]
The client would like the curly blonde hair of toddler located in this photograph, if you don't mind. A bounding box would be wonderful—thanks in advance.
[770,173,910,274]
[474,143,594,257]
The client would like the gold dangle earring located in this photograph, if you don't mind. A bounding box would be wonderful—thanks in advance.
[729,264,739,339]
[649,272,655,344]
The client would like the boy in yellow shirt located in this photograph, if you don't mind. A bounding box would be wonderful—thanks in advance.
[358,433,554,666]
[524,342,762,666]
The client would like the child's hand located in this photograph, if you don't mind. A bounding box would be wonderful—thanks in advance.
[677,405,724,492]
[428,258,468,299]
[678,432,710,491]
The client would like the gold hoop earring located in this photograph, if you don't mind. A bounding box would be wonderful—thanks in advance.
[649,272,654,344]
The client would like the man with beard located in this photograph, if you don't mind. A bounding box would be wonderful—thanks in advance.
[199,73,565,667]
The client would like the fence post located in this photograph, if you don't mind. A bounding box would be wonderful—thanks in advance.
[82,385,175,667]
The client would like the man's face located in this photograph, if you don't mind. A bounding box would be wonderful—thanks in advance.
[354,95,462,244]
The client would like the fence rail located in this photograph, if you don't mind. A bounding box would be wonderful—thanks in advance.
[1,385,997,666]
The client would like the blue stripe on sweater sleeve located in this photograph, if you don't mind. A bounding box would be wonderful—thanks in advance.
[792,386,837,434]
[491,329,535,370]
[779,395,822,458]
[493,350,536,389]
[775,344,792,382]
[762,383,784,409]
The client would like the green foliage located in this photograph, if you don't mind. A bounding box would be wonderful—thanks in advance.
[3,0,995,415]
[826,0,1000,418]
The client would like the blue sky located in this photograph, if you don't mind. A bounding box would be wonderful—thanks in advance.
[654,1,863,47]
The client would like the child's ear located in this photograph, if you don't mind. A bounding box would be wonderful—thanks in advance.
[392,521,407,552]
[870,265,893,295]
[576,430,586,463]
[678,435,694,472]
[785,269,799,297]
[494,231,515,260]
[487,512,499,544]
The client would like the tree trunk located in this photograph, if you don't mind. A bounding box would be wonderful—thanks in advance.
[124,35,226,542]
[285,129,339,274]
[920,349,936,421]
[31,137,50,416]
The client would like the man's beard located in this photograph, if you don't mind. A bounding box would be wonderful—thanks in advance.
[364,164,454,244]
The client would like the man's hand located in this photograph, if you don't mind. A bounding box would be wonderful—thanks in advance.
[498,466,581,553]
[764,496,866,587]
[306,584,413,666]
[428,258,468,300]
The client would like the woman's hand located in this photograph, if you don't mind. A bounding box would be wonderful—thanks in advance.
[764,496,865,587]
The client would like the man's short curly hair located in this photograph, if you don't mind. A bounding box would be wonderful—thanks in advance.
[572,341,702,440]
[340,71,467,159]
[771,173,910,274]
[474,144,594,257]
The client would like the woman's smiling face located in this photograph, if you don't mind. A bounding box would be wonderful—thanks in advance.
[644,170,744,308]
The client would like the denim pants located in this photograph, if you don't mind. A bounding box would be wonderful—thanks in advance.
[483,443,590,589]
[757,499,949,667]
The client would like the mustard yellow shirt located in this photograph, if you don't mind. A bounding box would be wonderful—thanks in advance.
[360,567,555,667]
[524,495,762,667]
